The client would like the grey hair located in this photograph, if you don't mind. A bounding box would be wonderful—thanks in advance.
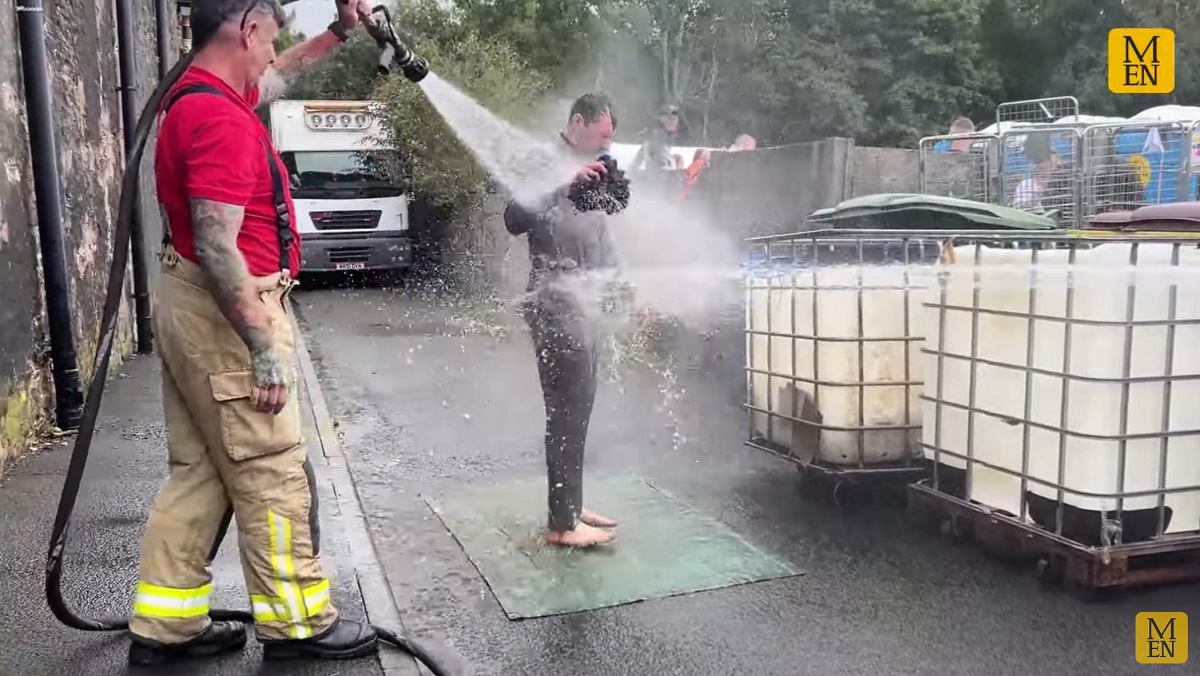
[191,0,287,50]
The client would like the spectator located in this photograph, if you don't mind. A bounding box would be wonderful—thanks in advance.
[631,104,681,171]
[728,133,757,152]
[949,116,976,151]
[1010,132,1063,209]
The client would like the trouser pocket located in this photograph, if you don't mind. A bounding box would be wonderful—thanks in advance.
[208,370,302,461]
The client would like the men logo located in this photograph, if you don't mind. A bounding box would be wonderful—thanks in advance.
[1109,29,1175,94]
[1135,612,1188,664]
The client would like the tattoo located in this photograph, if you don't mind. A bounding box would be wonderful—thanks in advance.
[256,32,345,109]
[190,199,279,380]
[251,346,287,387]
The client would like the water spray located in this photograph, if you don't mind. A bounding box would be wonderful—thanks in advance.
[43,2,454,674]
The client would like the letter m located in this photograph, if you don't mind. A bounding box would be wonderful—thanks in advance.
[1125,35,1159,63]
[1148,616,1176,641]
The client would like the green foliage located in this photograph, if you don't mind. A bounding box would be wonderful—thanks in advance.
[287,0,548,216]
[371,30,549,209]
[287,0,1200,183]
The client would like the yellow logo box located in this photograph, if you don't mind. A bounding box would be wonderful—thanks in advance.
[1135,612,1188,664]
[1108,28,1175,94]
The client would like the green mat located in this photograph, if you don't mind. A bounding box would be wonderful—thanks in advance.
[426,474,803,619]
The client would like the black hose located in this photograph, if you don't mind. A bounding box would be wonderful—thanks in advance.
[43,47,455,676]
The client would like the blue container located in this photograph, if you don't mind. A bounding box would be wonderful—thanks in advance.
[1107,127,1190,204]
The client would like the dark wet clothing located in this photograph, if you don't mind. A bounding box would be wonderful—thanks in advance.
[631,126,675,170]
[503,134,618,532]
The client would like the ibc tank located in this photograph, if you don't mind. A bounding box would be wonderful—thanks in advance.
[747,263,924,465]
[922,242,1200,535]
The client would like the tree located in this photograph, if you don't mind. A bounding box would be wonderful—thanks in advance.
[370,29,550,211]
[288,0,1200,172]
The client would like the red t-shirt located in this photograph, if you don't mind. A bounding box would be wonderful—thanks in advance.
[156,67,300,276]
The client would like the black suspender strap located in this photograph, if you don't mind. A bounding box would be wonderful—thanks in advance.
[162,83,224,116]
[160,84,224,254]
[159,83,294,276]
[261,138,293,275]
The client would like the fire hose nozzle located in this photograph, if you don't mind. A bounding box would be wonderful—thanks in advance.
[366,5,429,83]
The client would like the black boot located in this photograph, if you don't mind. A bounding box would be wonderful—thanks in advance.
[128,621,248,666]
[261,618,379,661]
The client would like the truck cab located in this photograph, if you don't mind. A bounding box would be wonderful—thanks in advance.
[268,100,411,274]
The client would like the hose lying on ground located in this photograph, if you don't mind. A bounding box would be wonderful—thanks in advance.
[43,44,454,676]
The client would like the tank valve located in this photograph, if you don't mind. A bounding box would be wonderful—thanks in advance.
[364,5,430,83]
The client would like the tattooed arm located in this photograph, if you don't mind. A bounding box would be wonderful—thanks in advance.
[256,32,345,109]
[256,0,373,108]
[190,199,289,413]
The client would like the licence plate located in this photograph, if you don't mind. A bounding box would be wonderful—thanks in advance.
[334,262,366,271]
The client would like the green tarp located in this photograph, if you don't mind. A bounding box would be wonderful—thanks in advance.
[427,475,802,619]
[808,193,1060,231]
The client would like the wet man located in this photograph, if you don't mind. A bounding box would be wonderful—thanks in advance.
[128,0,379,666]
[505,93,624,548]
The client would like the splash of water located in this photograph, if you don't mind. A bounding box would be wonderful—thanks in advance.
[418,73,577,208]
[417,72,744,330]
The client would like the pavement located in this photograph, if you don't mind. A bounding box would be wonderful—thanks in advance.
[0,330,413,675]
[291,282,1200,676]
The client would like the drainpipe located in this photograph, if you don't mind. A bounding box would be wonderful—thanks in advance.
[153,0,172,79]
[115,0,153,354]
[15,0,84,430]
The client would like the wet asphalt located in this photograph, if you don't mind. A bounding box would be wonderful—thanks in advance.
[293,282,1200,676]
[0,356,386,676]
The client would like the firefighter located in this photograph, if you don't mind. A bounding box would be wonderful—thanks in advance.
[127,0,379,666]
[504,93,625,548]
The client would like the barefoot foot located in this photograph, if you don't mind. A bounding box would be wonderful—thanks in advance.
[580,508,617,528]
[545,522,615,548]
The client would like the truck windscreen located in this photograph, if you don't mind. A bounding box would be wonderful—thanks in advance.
[281,150,404,199]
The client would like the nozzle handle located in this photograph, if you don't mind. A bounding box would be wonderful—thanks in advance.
[378,42,394,75]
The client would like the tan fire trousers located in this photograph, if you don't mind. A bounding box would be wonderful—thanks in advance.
[129,249,339,644]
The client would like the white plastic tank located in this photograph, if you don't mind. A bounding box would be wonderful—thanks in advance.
[922,242,1200,534]
[748,263,924,465]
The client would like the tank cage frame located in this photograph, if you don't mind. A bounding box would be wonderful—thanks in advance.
[743,228,1200,549]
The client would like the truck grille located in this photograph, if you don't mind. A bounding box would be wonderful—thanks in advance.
[327,246,372,264]
[310,210,382,231]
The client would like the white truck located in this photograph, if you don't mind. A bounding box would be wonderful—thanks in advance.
[268,100,411,274]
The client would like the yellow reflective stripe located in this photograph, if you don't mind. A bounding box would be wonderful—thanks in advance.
[250,594,288,622]
[132,582,212,619]
[303,578,331,616]
[251,579,330,624]
[268,509,311,639]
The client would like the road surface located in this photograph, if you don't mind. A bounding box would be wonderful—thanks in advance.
[293,283,1200,676]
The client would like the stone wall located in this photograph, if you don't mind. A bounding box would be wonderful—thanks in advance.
[0,0,175,469]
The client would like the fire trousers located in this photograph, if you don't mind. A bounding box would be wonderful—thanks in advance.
[129,250,338,644]
[523,286,599,532]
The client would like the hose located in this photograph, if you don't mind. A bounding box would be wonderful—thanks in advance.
[42,42,455,676]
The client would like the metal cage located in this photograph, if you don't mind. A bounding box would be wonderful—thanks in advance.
[917,133,1002,203]
[997,125,1084,227]
[742,230,1005,487]
[1081,120,1196,219]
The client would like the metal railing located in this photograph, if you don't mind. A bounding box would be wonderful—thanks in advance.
[918,118,1200,229]
[997,125,1084,225]
[917,133,1001,202]
[996,96,1080,126]
[1081,120,1195,218]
